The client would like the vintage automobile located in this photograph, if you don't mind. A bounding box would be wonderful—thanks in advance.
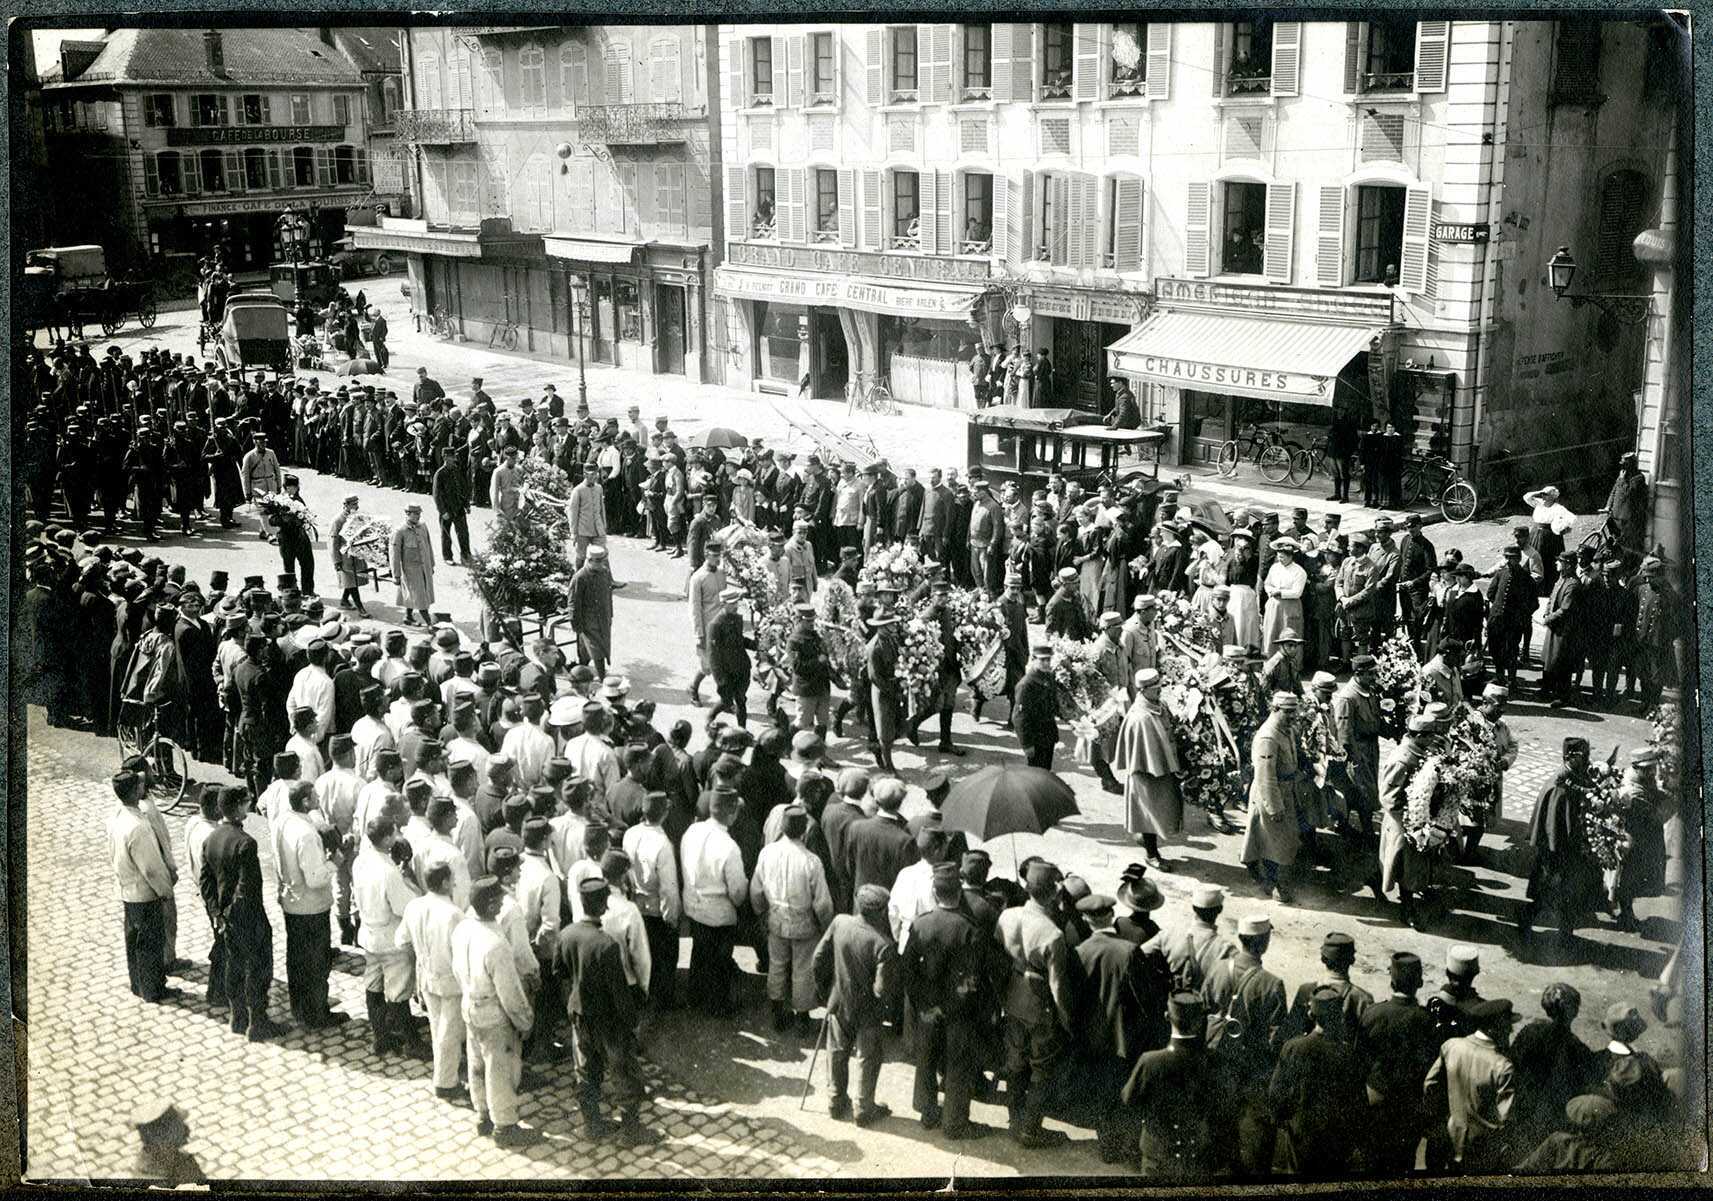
[213,291,294,373]
[23,244,157,336]
[269,260,344,307]
[966,404,1169,497]
[328,236,396,278]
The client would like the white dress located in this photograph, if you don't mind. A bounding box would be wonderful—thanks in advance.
[1260,560,1308,655]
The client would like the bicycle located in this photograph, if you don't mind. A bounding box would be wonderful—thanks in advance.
[1290,435,1368,499]
[488,312,521,351]
[1217,421,1302,484]
[426,307,456,339]
[1400,452,1480,523]
[849,375,900,417]
[114,700,195,814]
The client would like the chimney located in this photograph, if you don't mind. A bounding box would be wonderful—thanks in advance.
[204,30,225,76]
[319,27,337,49]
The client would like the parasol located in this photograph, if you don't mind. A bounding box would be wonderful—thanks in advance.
[689,427,750,449]
[337,358,381,376]
[1175,494,1233,537]
[942,765,1081,874]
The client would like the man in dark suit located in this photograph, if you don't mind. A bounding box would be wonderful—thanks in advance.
[199,786,287,1041]
[1121,992,1230,1180]
[1539,550,1585,706]
[1485,546,1539,689]
[841,778,917,907]
[819,770,870,916]
[432,447,472,565]
[1012,645,1060,770]
[917,469,953,564]
[1269,986,1369,1176]
[556,878,661,1145]
[1355,951,1441,1174]
[813,883,898,1124]
[1074,893,1171,1163]
[1397,514,1438,652]
[899,862,993,1139]
[1281,931,1374,1043]
[890,468,925,548]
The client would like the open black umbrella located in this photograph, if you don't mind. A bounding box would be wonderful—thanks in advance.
[942,765,1080,874]
[690,426,749,449]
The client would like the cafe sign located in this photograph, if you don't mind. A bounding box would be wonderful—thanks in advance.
[715,266,981,319]
[167,124,344,147]
[1154,276,1395,324]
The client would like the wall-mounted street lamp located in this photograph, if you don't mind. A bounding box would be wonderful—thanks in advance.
[1546,245,1651,325]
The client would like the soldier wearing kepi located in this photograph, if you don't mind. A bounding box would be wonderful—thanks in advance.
[899,860,994,1141]
[451,876,538,1147]
[199,786,288,1041]
[995,860,1074,1148]
[1357,951,1441,1174]
[1121,991,1229,1181]
[558,877,661,1144]
[1242,692,1303,903]
[1518,736,1605,940]
[355,817,426,1059]
[813,882,899,1127]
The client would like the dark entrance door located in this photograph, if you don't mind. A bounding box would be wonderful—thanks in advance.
[656,283,686,375]
[811,308,848,398]
[1053,319,1130,414]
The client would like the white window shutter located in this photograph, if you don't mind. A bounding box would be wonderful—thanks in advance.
[992,174,1011,260]
[919,171,939,253]
[1316,185,1346,286]
[860,168,882,249]
[1263,181,1296,283]
[1398,185,1433,292]
[1073,24,1101,101]
[726,38,746,109]
[837,167,856,246]
[1011,24,1035,103]
[1211,23,1226,95]
[1185,181,1210,277]
[927,24,952,104]
[143,153,159,197]
[1064,176,1085,268]
[865,29,884,106]
[1079,175,1100,270]
[935,169,953,256]
[1145,24,1171,99]
[787,34,804,109]
[267,150,282,190]
[1112,176,1143,272]
[991,24,1015,102]
[1050,175,1070,265]
[1343,23,1362,94]
[724,163,748,245]
[784,167,805,242]
[771,36,788,106]
[1415,21,1449,93]
[316,147,334,188]
[182,153,200,195]
[1271,22,1301,97]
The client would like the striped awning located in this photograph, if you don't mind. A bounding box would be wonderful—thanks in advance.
[1107,310,1382,405]
[544,236,647,264]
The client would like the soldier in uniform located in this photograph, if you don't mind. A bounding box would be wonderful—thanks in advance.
[199,786,287,1041]
[994,860,1074,1149]
[1269,985,1368,1176]
[904,580,967,757]
[1121,992,1230,1181]
[1200,912,1289,1178]
[1241,692,1303,903]
[1075,891,1171,1163]
[1333,654,1382,837]
[899,861,994,1140]
[1012,645,1060,771]
[1518,736,1605,939]
[1281,930,1373,1043]
[95,415,131,534]
[124,418,167,540]
[1356,950,1441,1174]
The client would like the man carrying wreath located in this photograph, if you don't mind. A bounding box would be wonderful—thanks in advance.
[1518,737,1603,940]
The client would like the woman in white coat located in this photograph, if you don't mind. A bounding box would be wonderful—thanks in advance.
[1260,537,1308,656]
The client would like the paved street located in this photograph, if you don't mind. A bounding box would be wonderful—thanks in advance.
[26,278,1685,1183]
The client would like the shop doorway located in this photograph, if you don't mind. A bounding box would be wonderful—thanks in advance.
[656,284,687,375]
[1053,319,1130,413]
[811,309,848,398]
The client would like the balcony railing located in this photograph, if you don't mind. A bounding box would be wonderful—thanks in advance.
[750,218,777,241]
[1040,72,1073,100]
[1224,71,1271,96]
[576,101,688,144]
[1109,72,1146,98]
[810,227,840,245]
[1363,70,1415,94]
[394,107,476,144]
[960,238,992,255]
[890,87,920,104]
[891,232,921,251]
[959,84,992,102]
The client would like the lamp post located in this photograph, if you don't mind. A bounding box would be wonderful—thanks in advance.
[569,273,590,406]
[1545,245,1652,325]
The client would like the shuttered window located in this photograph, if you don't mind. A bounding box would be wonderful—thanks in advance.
[1109,23,1147,98]
[1041,23,1074,99]
[1221,182,1266,275]
[1354,184,1406,284]
[1106,176,1143,272]
[890,27,919,100]
[960,24,991,98]
[520,43,546,108]
[812,169,840,242]
[751,37,774,104]
[961,172,993,253]
[892,170,920,246]
[809,32,836,103]
[1552,20,1604,104]
[1595,169,1651,287]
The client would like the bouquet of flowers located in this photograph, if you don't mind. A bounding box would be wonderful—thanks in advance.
[897,616,944,713]
[942,588,1009,675]
[1443,711,1503,828]
[723,539,783,614]
[1582,761,1629,873]
[1071,690,1129,766]
[340,513,393,574]
[254,491,320,540]
[1296,695,1342,786]
[1159,650,1243,814]
[1373,632,1423,738]
[1153,591,1226,655]
[1048,635,1113,718]
[1403,756,1464,853]
[1648,703,1682,796]
[858,543,925,597]
[512,457,574,540]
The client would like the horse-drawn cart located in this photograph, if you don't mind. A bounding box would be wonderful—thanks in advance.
[24,244,157,337]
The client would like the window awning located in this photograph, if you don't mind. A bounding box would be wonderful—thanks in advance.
[544,236,647,264]
[347,226,483,258]
[1107,310,1383,405]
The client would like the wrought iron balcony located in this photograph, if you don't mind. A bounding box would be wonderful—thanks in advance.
[959,84,992,101]
[394,108,476,144]
[1224,71,1271,96]
[1109,72,1146,98]
[810,227,840,245]
[1363,70,1415,94]
[576,101,688,144]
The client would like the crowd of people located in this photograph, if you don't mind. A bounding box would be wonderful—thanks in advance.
[15,321,1692,1176]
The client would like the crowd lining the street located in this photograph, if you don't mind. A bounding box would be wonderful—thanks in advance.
[12,331,1697,1178]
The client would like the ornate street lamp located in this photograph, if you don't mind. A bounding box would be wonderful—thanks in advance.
[1545,245,1651,325]
[569,273,590,405]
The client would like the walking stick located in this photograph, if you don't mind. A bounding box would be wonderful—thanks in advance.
[798,1013,830,1111]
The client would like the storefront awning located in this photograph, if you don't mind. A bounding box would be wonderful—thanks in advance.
[1107,310,1382,405]
[348,226,483,258]
[714,266,981,321]
[544,236,647,264]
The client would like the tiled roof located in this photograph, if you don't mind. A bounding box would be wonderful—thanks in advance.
[44,27,367,88]
[331,28,403,75]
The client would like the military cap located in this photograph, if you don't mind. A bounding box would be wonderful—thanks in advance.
[487,846,520,874]
[1075,893,1118,914]
[855,883,890,913]
[470,876,505,911]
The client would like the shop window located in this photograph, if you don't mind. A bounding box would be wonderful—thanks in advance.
[334,145,358,185]
[290,93,312,124]
[292,145,316,188]
[889,27,919,102]
[244,147,270,190]
[892,170,920,249]
[1363,18,1416,93]
[199,149,226,192]
[615,279,642,342]
[1552,20,1603,105]
[809,32,836,104]
[1595,169,1651,288]
[1041,24,1074,99]
[1226,19,1273,95]
[812,169,840,243]
[753,166,777,238]
[1109,23,1148,98]
[520,43,546,107]
[756,302,804,382]
[960,172,992,252]
[1354,184,1406,283]
[155,151,183,196]
[1220,181,1267,274]
[193,93,228,127]
[143,93,176,127]
[960,24,991,99]
[750,37,774,106]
